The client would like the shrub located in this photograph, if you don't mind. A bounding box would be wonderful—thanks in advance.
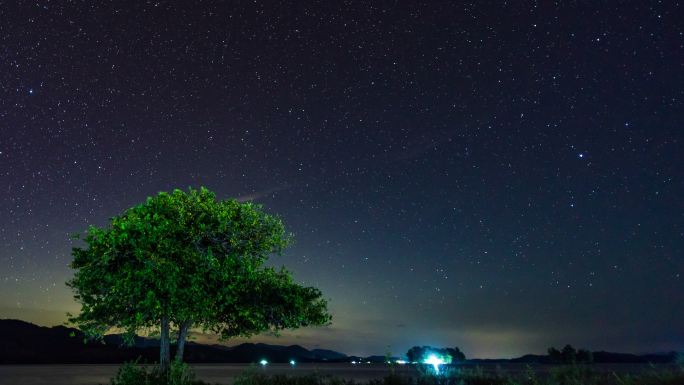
[110,361,154,385]
[109,360,209,385]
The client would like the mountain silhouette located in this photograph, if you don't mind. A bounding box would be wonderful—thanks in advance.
[0,319,678,364]
[0,319,348,364]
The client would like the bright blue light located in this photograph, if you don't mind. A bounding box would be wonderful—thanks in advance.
[259,359,268,366]
[289,359,296,366]
[423,354,445,373]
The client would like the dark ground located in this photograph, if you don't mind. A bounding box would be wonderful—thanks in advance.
[0,363,679,385]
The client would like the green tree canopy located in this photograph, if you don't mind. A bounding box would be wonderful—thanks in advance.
[67,187,331,373]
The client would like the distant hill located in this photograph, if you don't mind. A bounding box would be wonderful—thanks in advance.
[590,351,679,364]
[0,319,347,364]
[311,349,348,361]
[0,319,158,364]
[0,319,678,365]
[471,351,678,364]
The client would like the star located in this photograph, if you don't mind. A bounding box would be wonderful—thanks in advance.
[0,0,680,360]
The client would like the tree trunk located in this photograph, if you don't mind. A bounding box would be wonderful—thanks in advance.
[175,321,191,362]
[160,316,171,375]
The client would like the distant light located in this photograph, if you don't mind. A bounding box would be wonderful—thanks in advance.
[351,361,357,365]
[28,89,33,94]
[259,359,268,366]
[395,360,407,365]
[289,360,296,366]
[423,354,445,373]
[578,153,585,158]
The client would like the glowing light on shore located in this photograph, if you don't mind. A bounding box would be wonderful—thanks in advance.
[290,360,296,366]
[395,360,407,364]
[423,354,445,373]
[260,359,268,366]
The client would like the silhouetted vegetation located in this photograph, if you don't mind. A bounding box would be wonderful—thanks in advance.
[109,360,212,385]
[228,364,684,385]
[406,346,466,363]
[547,345,593,364]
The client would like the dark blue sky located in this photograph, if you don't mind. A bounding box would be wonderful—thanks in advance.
[1,1,682,358]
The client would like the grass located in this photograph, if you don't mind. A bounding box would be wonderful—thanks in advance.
[108,363,684,385]
[232,364,684,385]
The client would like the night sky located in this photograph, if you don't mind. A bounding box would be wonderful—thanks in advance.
[1,1,683,358]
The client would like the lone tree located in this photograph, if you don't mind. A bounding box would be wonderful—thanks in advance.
[68,187,331,374]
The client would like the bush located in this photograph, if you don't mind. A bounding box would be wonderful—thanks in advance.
[109,361,210,385]
[110,362,153,385]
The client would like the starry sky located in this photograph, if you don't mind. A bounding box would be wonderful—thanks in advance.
[1,1,683,358]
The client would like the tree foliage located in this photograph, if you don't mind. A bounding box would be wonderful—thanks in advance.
[406,345,466,363]
[547,345,593,364]
[67,187,331,372]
